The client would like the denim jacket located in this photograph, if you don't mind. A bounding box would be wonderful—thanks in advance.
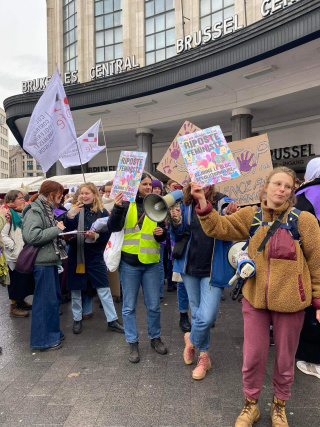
[170,194,234,288]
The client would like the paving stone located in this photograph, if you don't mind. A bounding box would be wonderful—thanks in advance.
[0,286,319,426]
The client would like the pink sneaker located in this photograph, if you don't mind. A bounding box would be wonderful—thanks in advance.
[192,352,211,380]
[183,332,195,365]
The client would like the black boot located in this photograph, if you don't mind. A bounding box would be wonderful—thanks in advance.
[150,337,168,355]
[129,342,140,363]
[73,320,82,334]
[108,320,125,334]
[179,312,191,333]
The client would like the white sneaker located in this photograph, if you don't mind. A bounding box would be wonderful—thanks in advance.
[296,361,320,379]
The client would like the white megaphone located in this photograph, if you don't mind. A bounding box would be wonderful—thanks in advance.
[143,189,184,222]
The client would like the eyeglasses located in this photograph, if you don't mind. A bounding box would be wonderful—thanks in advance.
[269,181,293,191]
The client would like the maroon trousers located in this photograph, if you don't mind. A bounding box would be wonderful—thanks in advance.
[242,298,305,401]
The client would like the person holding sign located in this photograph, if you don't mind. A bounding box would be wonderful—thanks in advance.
[64,183,125,335]
[119,173,168,363]
[194,167,320,427]
[169,182,236,380]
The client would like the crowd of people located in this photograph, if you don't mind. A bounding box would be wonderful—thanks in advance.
[0,158,319,427]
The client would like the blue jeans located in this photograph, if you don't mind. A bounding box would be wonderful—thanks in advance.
[159,246,165,297]
[30,265,62,350]
[177,281,189,313]
[71,288,118,322]
[119,260,161,343]
[181,274,223,352]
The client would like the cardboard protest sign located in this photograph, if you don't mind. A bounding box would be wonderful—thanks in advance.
[110,151,147,202]
[215,134,273,206]
[177,125,240,187]
[157,121,201,186]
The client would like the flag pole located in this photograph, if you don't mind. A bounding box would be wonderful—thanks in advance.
[100,120,109,172]
[74,137,86,183]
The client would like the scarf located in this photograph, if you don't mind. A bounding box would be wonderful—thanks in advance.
[76,203,94,274]
[38,194,68,261]
[8,208,22,231]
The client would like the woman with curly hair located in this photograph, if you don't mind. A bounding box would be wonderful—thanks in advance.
[64,182,126,335]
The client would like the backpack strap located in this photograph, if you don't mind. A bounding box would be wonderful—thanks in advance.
[249,208,263,238]
[242,208,263,250]
[286,207,301,245]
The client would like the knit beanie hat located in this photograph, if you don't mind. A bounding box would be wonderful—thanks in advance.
[152,179,163,190]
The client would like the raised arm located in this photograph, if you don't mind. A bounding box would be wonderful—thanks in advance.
[191,182,254,242]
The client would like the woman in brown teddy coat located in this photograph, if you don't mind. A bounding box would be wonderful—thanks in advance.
[192,167,320,427]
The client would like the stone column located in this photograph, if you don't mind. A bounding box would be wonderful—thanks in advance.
[46,162,71,178]
[135,127,153,174]
[230,108,253,141]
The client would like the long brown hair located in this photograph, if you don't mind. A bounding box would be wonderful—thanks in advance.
[30,180,64,205]
[259,167,297,206]
[183,182,217,206]
[78,182,104,213]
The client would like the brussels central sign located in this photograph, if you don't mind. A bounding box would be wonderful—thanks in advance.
[176,0,301,53]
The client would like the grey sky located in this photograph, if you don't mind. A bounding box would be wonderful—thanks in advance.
[0,0,47,143]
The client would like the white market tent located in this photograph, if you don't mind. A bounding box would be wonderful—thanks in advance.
[27,171,117,192]
[0,176,45,195]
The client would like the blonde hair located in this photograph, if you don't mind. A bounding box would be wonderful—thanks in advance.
[259,167,297,206]
[78,182,104,213]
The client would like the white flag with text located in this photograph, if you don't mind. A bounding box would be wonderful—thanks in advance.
[59,119,103,168]
[23,68,77,172]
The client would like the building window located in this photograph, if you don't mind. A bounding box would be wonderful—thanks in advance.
[63,0,78,72]
[27,173,33,177]
[200,0,234,30]
[95,0,123,65]
[36,162,42,170]
[22,161,25,170]
[27,161,33,170]
[145,0,175,66]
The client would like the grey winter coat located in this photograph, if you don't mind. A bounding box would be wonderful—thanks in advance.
[22,199,62,266]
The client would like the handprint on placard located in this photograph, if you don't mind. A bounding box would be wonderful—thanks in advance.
[127,174,134,187]
[182,121,198,135]
[162,157,172,175]
[120,177,127,186]
[169,141,181,160]
[237,150,257,174]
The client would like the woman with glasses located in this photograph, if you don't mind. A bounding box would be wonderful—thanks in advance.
[194,166,320,427]
[2,190,35,318]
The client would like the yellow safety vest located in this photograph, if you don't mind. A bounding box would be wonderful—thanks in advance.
[122,202,160,264]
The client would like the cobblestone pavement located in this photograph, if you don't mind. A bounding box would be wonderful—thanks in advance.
[0,286,319,426]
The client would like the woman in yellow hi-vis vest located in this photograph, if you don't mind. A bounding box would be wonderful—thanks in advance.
[119,173,168,363]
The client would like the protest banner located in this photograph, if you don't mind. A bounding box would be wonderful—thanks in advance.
[60,119,103,168]
[23,68,77,172]
[215,134,273,206]
[157,121,201,185]
[177,125,240,186]
[110,151,147,202]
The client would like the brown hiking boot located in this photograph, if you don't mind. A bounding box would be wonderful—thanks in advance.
[235,397,260,426]
[271,396,289,426]
[10,304,29,318]
[192,352,211,380]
